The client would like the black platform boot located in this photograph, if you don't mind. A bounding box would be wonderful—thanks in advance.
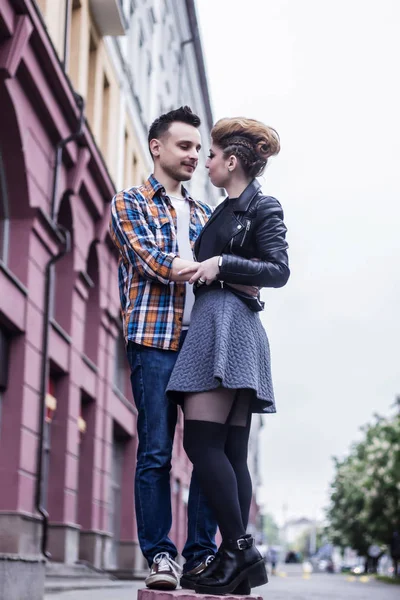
[180,555,217,590]
[185,549,250,595]
[232,579,251,595]
[194,534,268,595]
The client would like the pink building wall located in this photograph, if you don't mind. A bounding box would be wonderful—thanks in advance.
[0,0,193,573]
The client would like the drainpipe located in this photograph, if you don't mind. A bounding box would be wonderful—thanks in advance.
[35,93,85,558]
[62,0,72,70]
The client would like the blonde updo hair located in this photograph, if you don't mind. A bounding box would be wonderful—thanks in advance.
[211,117,280,178]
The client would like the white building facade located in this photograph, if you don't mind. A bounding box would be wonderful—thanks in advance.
[106,0,220,204]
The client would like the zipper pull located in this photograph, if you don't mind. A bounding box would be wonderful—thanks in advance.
[240,219,251,247]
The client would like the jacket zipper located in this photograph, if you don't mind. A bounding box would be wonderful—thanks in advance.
[193,200,228,261]
[240,219,251,247]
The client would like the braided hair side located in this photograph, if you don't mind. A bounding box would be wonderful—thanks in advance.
[211,118,280,178]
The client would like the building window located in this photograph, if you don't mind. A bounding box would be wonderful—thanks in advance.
[175,50,181,70]
[79,392,92,441]
[123,130,139,188]
[101,73,111,160]
[123,130,130,188]
[132,154,138,185]
[77,390,95,528]
[122,0,136,19]
[148,7,156,32]
[0,329,10,392]
[0,149,10,265]
[87,32,98,127]
[147,54,152,77]
[68,1,83,89]
[158,95,165,115]
[0,328,10,435]
[109,424,127,568]
[53,195,74,334]
[161,2,168,24]
[83,242,100,363]
[168,25,174,50]
[42,374,59,510]
[139,48,151,121]
[114,333,127,394]
[138,24,145,48]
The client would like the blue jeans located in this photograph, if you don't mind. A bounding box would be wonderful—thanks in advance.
[127,335,217,571]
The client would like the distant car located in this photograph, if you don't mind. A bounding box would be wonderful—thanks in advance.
[340,564,352,573]
[310,558,334,573]
[285,551,300,564]
[340,559,365,574]
[351,565,364,575]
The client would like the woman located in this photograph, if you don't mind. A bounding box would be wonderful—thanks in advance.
[167,117,289,595]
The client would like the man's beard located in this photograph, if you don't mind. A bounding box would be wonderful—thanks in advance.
[162,162,195,182]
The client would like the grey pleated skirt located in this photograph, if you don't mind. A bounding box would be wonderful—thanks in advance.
[166,288,276,414]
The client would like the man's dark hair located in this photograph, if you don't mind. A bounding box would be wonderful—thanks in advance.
[148,106,201,150]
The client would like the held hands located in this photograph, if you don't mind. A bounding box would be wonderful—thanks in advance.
[178,256,220,285]
[178,256,261,298]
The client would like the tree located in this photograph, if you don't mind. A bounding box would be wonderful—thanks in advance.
[327,409,400,572]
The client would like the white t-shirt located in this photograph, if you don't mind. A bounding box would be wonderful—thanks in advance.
[169,195,195,327]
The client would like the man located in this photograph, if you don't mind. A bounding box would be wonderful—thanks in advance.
[110,106,258,589]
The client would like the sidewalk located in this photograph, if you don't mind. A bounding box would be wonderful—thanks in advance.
[45,579,144,599]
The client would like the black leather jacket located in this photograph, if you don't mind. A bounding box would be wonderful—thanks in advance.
[194,179,289,309]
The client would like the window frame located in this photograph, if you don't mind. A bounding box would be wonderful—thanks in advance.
[0,328,10,393]
[114,332,128,394]
[0,149,10,266]
[0,328,10,439]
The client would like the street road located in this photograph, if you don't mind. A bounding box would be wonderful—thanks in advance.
[44,566,400,600]
[263,564,399,599]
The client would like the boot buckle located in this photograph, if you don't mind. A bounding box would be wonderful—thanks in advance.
[237,538,252,550]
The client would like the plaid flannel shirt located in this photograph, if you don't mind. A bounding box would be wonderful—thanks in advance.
[109,175,212,351]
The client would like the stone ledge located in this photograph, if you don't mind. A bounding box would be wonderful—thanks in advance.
[138,588,262,600]
[0,554,45,600]
[0,553,45,563]
[44,579,132,593]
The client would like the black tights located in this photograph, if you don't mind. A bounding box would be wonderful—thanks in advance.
[183,388,252,542]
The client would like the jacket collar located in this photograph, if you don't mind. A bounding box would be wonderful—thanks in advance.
[229,179,261,212]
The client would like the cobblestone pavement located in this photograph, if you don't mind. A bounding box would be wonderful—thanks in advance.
[44,566,400,600]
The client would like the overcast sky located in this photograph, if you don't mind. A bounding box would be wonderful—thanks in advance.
[197,0,400,524]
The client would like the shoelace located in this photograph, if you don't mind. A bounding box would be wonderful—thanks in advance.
[153,552,182,577]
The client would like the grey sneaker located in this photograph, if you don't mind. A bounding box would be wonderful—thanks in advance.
[180,555,215,589]
[145,552,182,590]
